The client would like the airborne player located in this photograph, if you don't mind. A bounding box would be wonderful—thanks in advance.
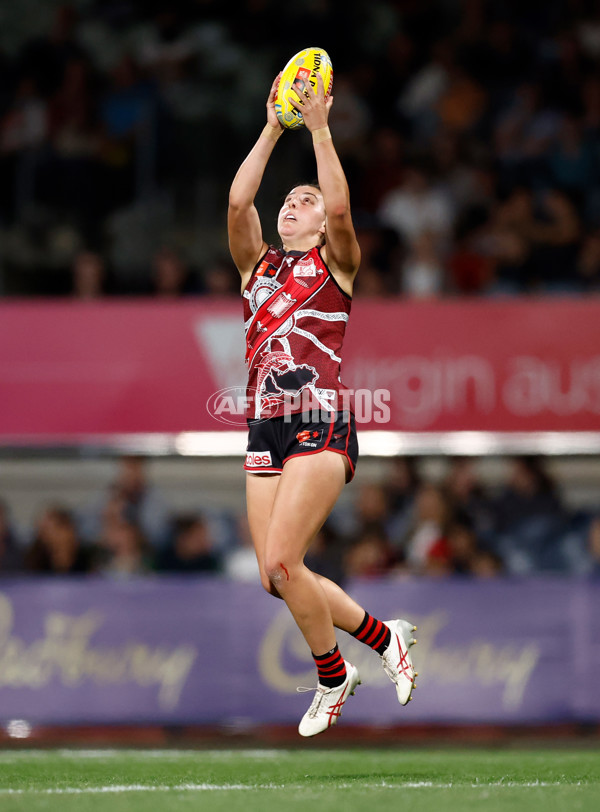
[227,56,417,737]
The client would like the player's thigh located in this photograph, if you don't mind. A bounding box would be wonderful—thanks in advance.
[265,450,347,565]
[246,472,280,570]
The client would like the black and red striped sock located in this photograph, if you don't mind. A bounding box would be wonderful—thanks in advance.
[350,611,391,655]
[313,644,347,688]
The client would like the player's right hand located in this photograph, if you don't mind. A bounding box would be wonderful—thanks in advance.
[266,73,283,131]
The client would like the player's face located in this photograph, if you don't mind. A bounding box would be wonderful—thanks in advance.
[278,186,326,246]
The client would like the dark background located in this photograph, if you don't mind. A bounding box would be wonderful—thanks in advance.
[0,0,599,299]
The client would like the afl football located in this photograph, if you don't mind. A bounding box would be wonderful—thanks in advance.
[275,47,333,130]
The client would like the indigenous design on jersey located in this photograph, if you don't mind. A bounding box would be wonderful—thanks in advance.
[243,246,352,420]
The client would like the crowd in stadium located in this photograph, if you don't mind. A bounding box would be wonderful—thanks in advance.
[1,0,600,296]
[1,454,599,579]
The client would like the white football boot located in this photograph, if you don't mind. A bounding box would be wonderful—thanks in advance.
[381,619,418,705]
[298,661,361,737]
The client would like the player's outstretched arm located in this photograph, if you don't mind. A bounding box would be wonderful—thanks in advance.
[228,74,284,287]
[290,74,361,292]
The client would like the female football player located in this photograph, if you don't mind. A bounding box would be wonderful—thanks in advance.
[227,69,417,737]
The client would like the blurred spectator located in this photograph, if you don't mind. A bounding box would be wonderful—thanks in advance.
[79,455,172,549]
[25,505,92,574]
[357,126,405,214]
[0,76,47,225]
[93,514,151,578]
[470,551,504,577]
[350,263,390,298]
[444,518,503,578]
[151,245,196,296]
[474,19,533,103]
[0,499,24,575]
[526,188,582,292]
[447,213,494,295]
[201,256,239,296]
[443,456,496,543]
[547,115,597,204]
[328,74,372,157]
[384,456,421,544]
[157,513,222,573]
[97,54,157,216]
[46,57,99,157]
[343,481,391,541]
[17,4,87,99]
[344,528,393,578]
[352,217,400,296]
[492,456,564,533]
[442,518,480,576]
[435,62,487,136]
[400,229,445,298]
[490,456,568,574]
[304,522,347,586]
[40,55,102,240]
[576,228,600,290]
[70,249,107,298]
[135,7,199,80]
[0,76,48,154]
[397,39,455,139]
[377,162,454,254]
[395,482,453,573]
[432,129,493,218]
[224,513,259,582]
[493,81,563,191]
[483,186,535,294]
[578,11,600,60]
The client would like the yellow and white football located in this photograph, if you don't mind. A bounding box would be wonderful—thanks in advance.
[275,47,333,130]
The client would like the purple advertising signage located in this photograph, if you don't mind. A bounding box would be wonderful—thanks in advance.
[0,576,598,726]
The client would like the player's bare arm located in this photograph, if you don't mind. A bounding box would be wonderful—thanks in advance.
[228,74,284,290]
[290,74,361,295]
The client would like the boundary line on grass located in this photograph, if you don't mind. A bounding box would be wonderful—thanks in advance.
[0,780,581,794]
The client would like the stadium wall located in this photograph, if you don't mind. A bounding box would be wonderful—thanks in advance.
[0,575,598,727]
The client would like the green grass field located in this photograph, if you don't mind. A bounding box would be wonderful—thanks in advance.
[0,747,598,811]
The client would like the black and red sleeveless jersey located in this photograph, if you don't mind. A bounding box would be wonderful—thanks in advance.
[243,245,352,420]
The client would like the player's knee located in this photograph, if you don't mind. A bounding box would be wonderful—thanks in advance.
[264,559,294,588]
[259,571,282,599]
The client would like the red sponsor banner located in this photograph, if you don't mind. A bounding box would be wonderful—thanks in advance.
[343,298,600,432]
[0,298,599,438]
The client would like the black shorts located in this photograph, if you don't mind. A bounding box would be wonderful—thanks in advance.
[244,411,359,482]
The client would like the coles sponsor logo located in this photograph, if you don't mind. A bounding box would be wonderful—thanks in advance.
[246,451,273,467]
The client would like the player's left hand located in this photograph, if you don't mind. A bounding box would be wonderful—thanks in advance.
[289,73,332,132]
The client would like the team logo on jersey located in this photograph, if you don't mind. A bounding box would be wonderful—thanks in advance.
[293,259,318,278]
[293,258,323,288]
[296,429,323,447]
